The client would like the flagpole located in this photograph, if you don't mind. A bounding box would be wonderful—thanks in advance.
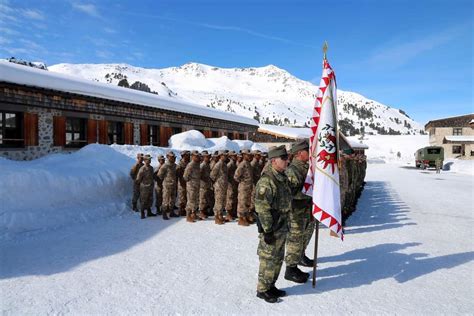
[312,220,320,288]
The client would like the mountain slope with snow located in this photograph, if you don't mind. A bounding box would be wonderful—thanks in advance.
[49,62,424,135]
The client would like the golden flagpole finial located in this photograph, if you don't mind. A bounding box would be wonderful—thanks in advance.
[322,41,328,61]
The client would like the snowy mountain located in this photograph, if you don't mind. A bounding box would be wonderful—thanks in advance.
[49,62,424,135]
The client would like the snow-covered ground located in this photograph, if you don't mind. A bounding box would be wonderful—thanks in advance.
[1,162,472,314]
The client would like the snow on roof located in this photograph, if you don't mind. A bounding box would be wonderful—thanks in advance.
[444,136,474,142]
[470,119,474,124]
[0,61,258,127]
[258,124,310,139]
[345,137,369,149]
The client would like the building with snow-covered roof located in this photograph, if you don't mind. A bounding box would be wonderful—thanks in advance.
[425,114,474,159]
[0,61,258,160]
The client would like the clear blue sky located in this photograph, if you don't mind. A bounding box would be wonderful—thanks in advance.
[1,0,472,124]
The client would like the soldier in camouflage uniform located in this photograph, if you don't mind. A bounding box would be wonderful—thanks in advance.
[136,154,157,219]
[183,150,203,222]
[153,155,166,215]
[249,150,262,222]
[255,145,291,303]
[158,151,179,220]
[284,140,313,283]
[210,151,228,224]
[176,150,190,216]
[130,153,144,211]
[234,149,254,226]
[236,152,243,166]
[199,151,212,218]
[225,151,238,220]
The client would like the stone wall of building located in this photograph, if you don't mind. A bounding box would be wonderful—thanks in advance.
[339,153,367,225]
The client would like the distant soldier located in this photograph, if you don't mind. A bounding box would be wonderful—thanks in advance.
[236,152,243,166]
[183,150,203,222]
[153,155,166,215]
[255,145,292,303]
[130,153,144,211]
[210,151,219,170]
[225,151,238,220]
[210,151,229,224]
[199,151,212,218]
[176,150,190,216]
[250,150,262,218]
[136,154,157,219]
[234,149,254,226]
[435,158,442,174]
[158,151,179,220]
[284,140,313,284]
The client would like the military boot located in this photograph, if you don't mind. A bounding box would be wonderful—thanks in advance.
[179,207,187,217]
[147,209,156,217]
[298,255,314,268]
[284,266,309,284]
[198,209,208,220]
[140,209,145,219]
[132,203,138,212]
[169,210,179,218]
[156,207,162,215]
[256,290,278,303]
[246,211,256,224]
[162,211,169,220]
[238,216,249,226]
[269,285,287,297]
[186,213,196,223]
[224,210,234,222]
[215,214,225,225]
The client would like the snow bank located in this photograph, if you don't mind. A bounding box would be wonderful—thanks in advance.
[0,131,268,237]
[0,145,133,238]
[443,159,474,176]
[258,124,310,139]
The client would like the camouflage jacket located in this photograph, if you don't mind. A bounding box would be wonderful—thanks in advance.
[255,166,292,233]
[227,159,237,186]
[176,160,188,187]
[200,161,212,189]
[234,160,253,186]
[210,160,228,187]
[136,165,154,187]
[183,160,200,184]
[251,158,262,184]
[130,162,144,180]
[285,159,311,202]
[157,162,177,187]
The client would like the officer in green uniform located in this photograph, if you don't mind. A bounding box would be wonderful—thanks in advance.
[255,145,291,303]
[284,139,314,284]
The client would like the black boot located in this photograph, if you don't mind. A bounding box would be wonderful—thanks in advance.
[256,290,278,303]
[146,209,156,217]
[169,211,179,218]
[156,207,162,215]
[140,209,145,219]
[269,285,286,297]
[298,255,314,267]
[162,211,169,220]
[284,266,309,284]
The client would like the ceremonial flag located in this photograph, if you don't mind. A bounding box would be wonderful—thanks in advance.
[303,56,343,240]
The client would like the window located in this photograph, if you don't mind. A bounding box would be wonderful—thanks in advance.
[172,127,182,135]
[149,125,160,146]
[227,132,234,140]
[427,148,441,154]
[239,133,245,140]
[453,128,462,136]
[108,121,124,144]
[452,145,462,154]
[211,131,219,138]
[0,111,23,148]
[471,151,474,157]
[65,118,87,148]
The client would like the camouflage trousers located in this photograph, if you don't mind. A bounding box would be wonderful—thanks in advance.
[225,183,238,215]
[285,204,314,266]
[257,231,287,292]
[154,185,163,210]
[139,184,154,210]
[213,183,228,215]
[178,183,187,210]
[132,183,140,209]
[250,185,256,211]
[237,183,252,217]
[162,184,177,212]
[199,185,212,211]
[185,183,200,214]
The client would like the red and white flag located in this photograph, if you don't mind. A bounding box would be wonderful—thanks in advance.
[303,59,343,240]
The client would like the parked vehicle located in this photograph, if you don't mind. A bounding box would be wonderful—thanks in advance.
[414,146,444,169]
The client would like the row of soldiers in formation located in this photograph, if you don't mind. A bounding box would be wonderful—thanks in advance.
[130,149,269,225]
[131,140,316,303]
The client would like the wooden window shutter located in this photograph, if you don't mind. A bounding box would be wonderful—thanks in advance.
[24,112,38,146]
[124,122,134,145]
[159,126,172,147]
[98,120,108,144]
[140,123,148,145]
[53,116,66,146]
[87,119,98,144]
[233,132,239,140]
[203,130,211,138]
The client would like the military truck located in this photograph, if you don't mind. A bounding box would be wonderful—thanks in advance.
[414,146,444,169]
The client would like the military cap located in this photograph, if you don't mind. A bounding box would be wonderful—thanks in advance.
[290,139,310,154]
[143,154,152,161]
[157,155,165,160]
[218,150,228,155]
[251,150,261,155]
[191,150,200,156]
[180,150,190,155]
[228,150,236,156]
[137,153,144,157]
[241,149,251,155]
[268,145,288,159]
[201,150,210,156]
[166,151,176,157]
[262,152,268,157]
